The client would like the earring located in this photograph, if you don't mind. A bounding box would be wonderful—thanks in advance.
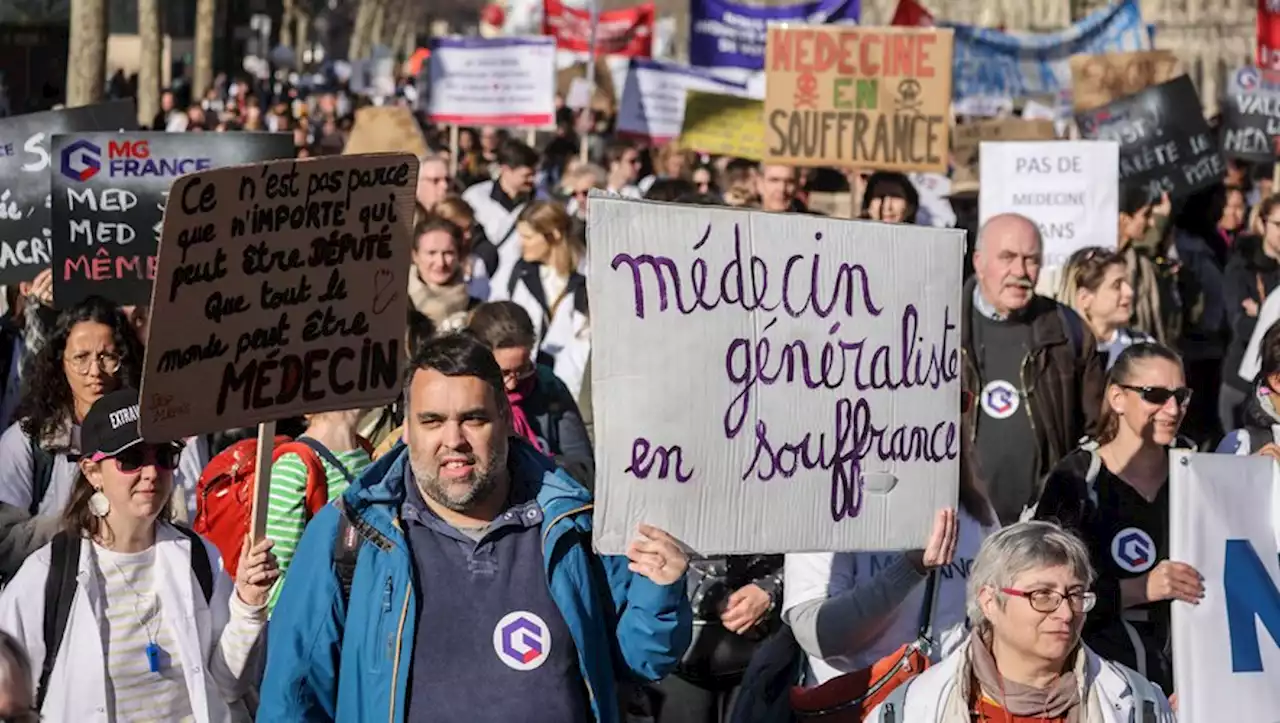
[88,489,110,517]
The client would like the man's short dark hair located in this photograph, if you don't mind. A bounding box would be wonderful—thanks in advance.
[404,332,506,410]
[605,138,636,168]
[469,301,537,350]
[497,139,539,171]
[644,178,697,202]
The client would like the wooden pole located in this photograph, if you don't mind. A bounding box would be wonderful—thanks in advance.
[449,124,459,178]
[248,420,277,542]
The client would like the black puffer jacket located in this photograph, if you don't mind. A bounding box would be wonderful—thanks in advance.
[1223,235,1280,393]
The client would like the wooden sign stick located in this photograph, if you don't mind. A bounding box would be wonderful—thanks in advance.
[248,420,277,543]
[449,125,460,178]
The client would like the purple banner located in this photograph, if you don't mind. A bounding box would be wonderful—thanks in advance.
[689,0,860,71]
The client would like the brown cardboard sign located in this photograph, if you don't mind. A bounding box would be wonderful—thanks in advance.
[139,153,417,441]
[1069,50,1179,112]
[763,25,955,173]
[343,106,429,158]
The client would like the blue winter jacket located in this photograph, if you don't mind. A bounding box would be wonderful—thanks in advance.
[257,439,692,723]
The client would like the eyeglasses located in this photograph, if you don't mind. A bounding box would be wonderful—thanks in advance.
[501,362,536,384]
[92,443,184,473]
[1119,384,1192,407]
[1001,587,1097,614]
[64,351,121,375]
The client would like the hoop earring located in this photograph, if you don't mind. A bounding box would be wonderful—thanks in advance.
[88,489,110,518]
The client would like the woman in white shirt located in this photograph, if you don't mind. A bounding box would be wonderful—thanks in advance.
[489,201,591,400]
[0,388,279,723]
[783,422,998,685]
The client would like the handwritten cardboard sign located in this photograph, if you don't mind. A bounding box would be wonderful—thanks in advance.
[51,132,294,307]
[586,195,964,555]
[1076,75,1224,201]
[763,26,955,173]
[979,141,1120,268]
[343,107,429,158]
[0,101,136,284]
[679,90,765,160]
[138,153,417,442]
[1069,50,1179,112]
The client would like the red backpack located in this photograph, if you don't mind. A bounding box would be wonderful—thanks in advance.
[193,435,337,578]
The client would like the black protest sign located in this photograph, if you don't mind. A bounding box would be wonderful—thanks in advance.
[1075,75,1225,201]
[138,153,417,442]
[51,132,294,307]
[1220,92,1280,163]
[0,101,136,284]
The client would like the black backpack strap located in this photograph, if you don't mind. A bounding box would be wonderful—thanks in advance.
[297,437,355,484]
[39,532,80,710]
[171,525,214,603]
[28,436,56,517]
[332,498,363,609]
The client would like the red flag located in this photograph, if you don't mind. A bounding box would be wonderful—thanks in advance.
[1261,0,1280,68]
[543,0,653,57]
[891,0,934,27]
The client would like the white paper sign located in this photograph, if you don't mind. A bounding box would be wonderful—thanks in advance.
[616,58,749,142]
[587,196,964,555]
[978,140,1119,269]
[1170,451,1280,722]
[427,36,556,127]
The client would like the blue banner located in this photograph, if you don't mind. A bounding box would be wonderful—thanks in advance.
[688,0,859,71]
[949,0,1149,102]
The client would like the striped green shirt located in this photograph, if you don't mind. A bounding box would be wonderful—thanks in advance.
[265,447,372,611]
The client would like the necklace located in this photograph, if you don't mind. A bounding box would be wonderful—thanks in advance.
[101,547,165,673]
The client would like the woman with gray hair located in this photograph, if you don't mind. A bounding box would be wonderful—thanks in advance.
[866,521,1173,723]
[0,629,34,722]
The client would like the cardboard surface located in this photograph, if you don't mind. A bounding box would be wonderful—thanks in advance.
[950,118,1057,190]
[679,90,765,161]
[979,141,1119,269]
[343,106,429,159]
[763,25,954,173]
[586,195,963,555]
[139,153,417,441]
[1068,50,1179,112]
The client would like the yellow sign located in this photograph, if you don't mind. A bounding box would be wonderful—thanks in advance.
[680,90,765,161]
[763,25,955,172]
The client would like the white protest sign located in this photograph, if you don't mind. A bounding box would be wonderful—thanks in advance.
[138,153,417,441]
[616,58,749,142]
[978,140,1119,269]
[427,36,556,127]
[587,196,964,555]
[1170,451,1280,722]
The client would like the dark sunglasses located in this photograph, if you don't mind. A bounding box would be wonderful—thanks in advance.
[1119,384,1192,407]
[95,443,184,473]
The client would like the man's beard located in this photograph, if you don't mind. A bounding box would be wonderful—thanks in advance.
[411,447,506,513]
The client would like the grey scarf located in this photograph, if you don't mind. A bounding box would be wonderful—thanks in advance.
[969,631,1081,721]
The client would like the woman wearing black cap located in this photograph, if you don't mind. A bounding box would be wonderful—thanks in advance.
[0,388,279,722]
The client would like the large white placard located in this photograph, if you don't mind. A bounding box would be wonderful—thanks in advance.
[587,196,964,555]
[615,58,751,142]
[427,36,556,127]
[1171,451,1280,722]
[978,140,1119,269]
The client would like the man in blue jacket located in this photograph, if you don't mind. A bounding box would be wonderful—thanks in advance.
[259,333,692,722]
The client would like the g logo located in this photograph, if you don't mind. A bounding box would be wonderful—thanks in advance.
[493,611,551,671]
[1111,527,1155,573]
[1237,67,1261,92]
[60,139,101,182]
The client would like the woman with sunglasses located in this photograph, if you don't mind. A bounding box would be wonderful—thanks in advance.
[1032,342,1202,695]
[0,298,204,581]
[867,521,1173,722]
[0,388,278,722]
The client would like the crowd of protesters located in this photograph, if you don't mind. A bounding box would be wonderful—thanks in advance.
[0,57,1276,723]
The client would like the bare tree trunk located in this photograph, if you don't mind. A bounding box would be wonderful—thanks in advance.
[389,0,418,61]
[348,0,376,61]
[296,10,311,69]
[136,0,162,126]
[193,0,216,99]
[65,0,107,107]
[279,0,295,50]
[368,0,387,55]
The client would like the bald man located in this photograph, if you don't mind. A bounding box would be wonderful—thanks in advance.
[416,155,451,212]
[963,213,1104,524]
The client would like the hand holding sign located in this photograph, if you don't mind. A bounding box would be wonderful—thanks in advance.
[626,523,689,586]
[906,507,958,574]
